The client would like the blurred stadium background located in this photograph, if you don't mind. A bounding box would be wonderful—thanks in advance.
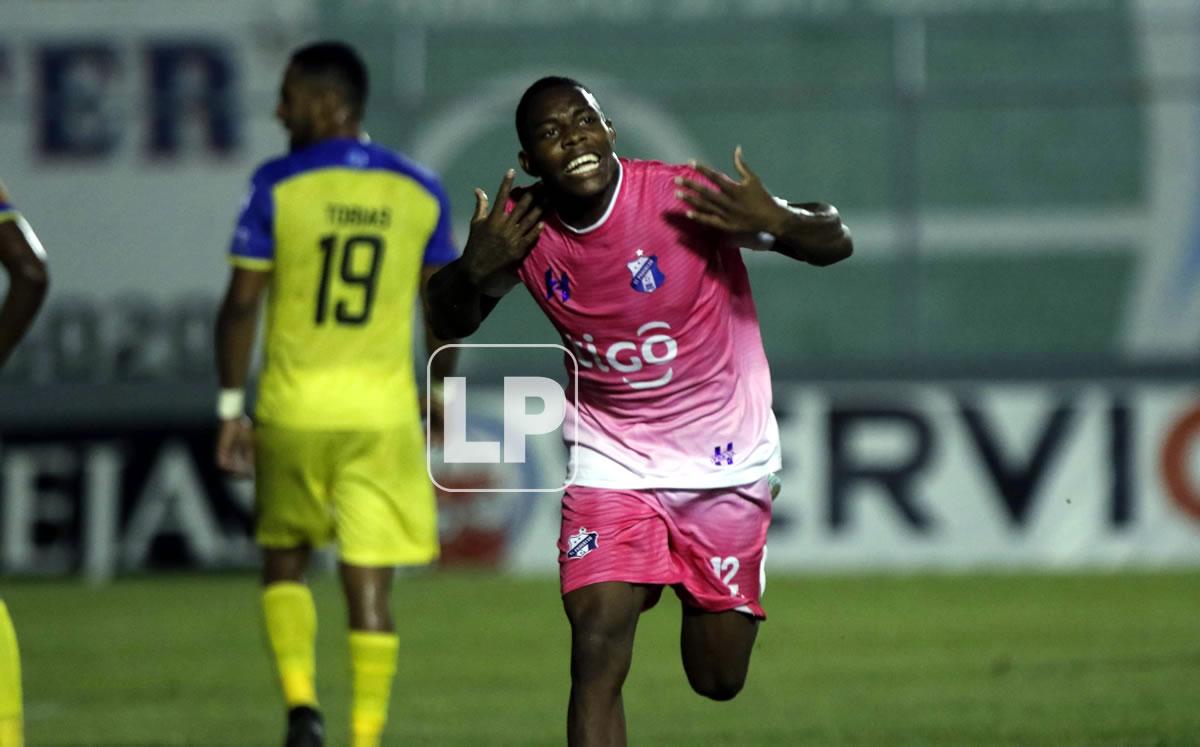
[1,0,1198,744]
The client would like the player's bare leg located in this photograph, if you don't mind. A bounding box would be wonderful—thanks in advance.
[338,563,394,632]
[339,563,398,747]
[563,582,652,747]
[263,546,312,585]
[679,606,759,701]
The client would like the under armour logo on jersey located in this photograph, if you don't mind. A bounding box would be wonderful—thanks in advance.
[712,442,734,466]
[627,249,665,293]
[545,268,571,302]
[566,527,599,559]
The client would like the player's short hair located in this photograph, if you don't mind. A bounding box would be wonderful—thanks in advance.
[289,41,369,119]
[515,76,596,149]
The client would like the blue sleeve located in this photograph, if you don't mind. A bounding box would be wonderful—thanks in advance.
[422,180,457,266]
[228,174,275,266]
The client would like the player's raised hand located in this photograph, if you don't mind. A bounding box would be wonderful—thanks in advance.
[461,169,544,285]
[215,415,255,478]
[675,146,790,238]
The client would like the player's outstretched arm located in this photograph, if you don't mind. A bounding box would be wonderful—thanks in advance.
[214,267,268,477]
[676,146,853,267]
[0,183,50,368]
[426,170,543,339]
[421,264,459,442]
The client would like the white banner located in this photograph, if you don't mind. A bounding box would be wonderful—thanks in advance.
[0,0,312,302]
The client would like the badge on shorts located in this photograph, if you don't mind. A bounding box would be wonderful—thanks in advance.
[566,527,599,559]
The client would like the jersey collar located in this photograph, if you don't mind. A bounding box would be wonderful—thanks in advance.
[560,156,623,235]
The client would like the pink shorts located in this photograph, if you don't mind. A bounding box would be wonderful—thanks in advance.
[558,477,772,619]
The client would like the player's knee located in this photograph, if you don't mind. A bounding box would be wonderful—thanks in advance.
[572,625,630,662]
[687,670,746,702]
[570,625,634,683]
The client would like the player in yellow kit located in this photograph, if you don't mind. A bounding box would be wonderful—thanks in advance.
[0,181,51,747]
[214,42,455,747]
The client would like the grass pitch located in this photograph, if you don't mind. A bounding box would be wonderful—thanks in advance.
[4,570,1198,746]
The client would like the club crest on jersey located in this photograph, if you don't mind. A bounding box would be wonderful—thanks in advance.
[566,527,599,559]
[627,249,665,293]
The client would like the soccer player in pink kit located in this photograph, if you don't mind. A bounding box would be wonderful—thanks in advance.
[427,76,852,746]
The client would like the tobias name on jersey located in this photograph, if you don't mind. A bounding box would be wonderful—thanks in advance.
[566,527,599,559]
[563,321,677,390]
[325,203,392,228]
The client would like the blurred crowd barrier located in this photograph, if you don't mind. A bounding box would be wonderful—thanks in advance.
[3,383,1198,578]
[0,0,1197,576]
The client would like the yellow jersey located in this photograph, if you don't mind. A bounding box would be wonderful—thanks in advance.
[228,137,456,430]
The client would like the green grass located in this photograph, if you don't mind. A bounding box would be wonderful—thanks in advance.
[3,571,1198,746]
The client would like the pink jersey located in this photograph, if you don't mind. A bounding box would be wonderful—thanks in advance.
[514,157,781,489]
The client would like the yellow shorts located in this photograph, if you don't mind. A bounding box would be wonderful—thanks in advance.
[254,425,438,567]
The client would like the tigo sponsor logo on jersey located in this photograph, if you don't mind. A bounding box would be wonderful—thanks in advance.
[563,321,677,390]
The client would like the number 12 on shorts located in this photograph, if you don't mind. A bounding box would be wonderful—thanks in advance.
[710,556,740,597]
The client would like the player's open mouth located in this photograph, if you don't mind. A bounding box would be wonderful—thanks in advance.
[564,154,601,176]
